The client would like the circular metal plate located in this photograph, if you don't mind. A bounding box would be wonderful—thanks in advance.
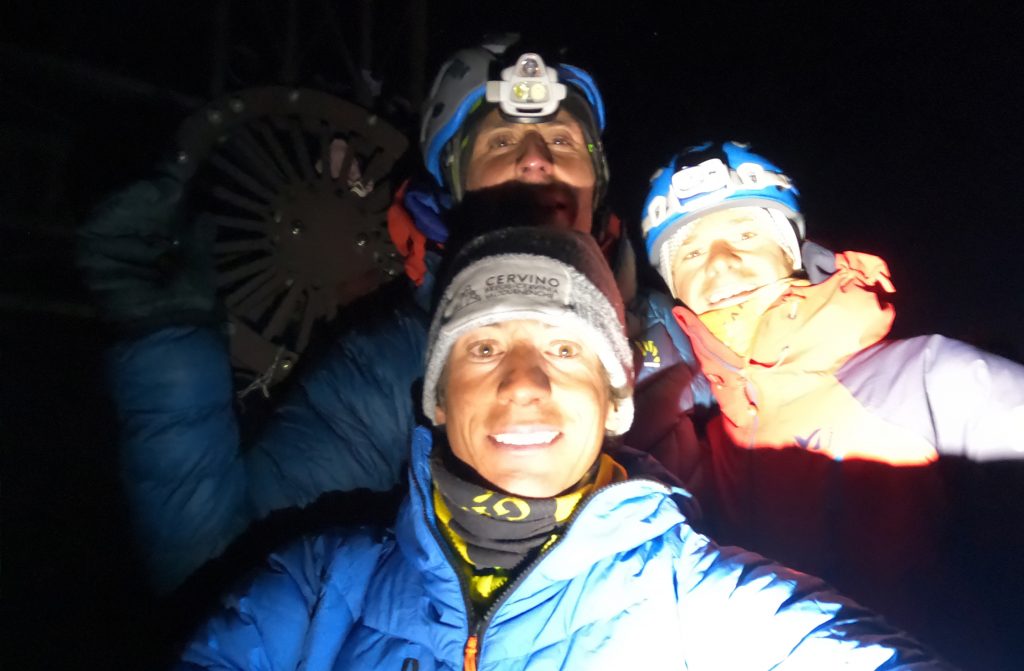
[175,87,409,391]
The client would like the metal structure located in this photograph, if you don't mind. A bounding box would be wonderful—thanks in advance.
[3,1,429,394]
[175,87,408,392]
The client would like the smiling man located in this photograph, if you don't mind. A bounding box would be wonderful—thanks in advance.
[433,318,613,497]
[177,226,949,670]
[426,223,633,502]
[668,206,796,316]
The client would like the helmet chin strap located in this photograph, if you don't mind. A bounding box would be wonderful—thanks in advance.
[766,208,803,271]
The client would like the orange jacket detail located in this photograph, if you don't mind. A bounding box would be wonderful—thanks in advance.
[674,251,938,466]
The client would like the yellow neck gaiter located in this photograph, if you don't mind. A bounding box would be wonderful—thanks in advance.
[433,453,626,614]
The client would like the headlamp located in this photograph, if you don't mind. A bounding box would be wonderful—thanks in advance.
[485,53,568,121]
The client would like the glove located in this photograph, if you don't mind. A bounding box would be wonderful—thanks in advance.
[76,160,219,334]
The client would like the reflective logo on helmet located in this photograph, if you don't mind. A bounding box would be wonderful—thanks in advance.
[671,158,731,199]
[644,159,794,232]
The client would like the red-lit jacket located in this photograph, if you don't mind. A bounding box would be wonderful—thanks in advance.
[674,251,1023,464]
[673,250,1024,635]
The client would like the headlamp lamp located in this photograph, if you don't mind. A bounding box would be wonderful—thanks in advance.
[485,53,568,121]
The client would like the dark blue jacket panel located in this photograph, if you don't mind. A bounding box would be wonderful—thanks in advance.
[113,292,428,591]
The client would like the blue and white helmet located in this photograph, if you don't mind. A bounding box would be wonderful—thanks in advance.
[641,141,806,292]
[419,38,608,205]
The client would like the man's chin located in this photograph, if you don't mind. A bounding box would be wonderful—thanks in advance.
[491,478,562,499]
[482,465,562,499]
[537,190,591,233]
[567,203,594,235]
[524,181,582,231]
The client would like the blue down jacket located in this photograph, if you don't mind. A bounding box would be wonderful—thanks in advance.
[111,257,711,593]
[177,427,947,671]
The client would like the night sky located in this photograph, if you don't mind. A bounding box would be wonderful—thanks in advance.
[5,1,1024,349]
[2,2,1023,669]
[5,1,1023,352]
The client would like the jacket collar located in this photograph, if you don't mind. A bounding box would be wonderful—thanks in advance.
[672,253,896,427]
[395,427,689,619]
[674,254,895,379]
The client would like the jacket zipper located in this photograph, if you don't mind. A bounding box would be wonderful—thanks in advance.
[409,465,477,656]
[463,634,479,671]
[464,479,668,669]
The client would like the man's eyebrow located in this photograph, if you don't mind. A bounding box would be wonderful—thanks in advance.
[480,119,577,133]
[477,117,527,132]
[679,228,700,245]
[479,119,516,131]
[541,121,584,135]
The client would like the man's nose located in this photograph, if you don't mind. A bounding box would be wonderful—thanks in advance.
[497,345,551,405]
[705,239,741,276]
[516,133,554,183]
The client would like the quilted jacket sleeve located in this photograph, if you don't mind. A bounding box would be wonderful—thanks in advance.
[175,529,387,671]
[245,301,429,518]
[674,529,954,670]
[111,326,247,594]
[111,297,428,593]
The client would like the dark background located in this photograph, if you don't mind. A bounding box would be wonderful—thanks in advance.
[3,1,1022,668]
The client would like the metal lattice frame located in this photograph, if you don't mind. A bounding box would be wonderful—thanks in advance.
[175,87,408,390]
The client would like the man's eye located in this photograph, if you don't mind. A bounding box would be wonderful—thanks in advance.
[488,134,514,149]
[549,341,580,359]
[550,135,572,146]
[683,248,703,260]
[468,341,502,359]
[740,230,758,241]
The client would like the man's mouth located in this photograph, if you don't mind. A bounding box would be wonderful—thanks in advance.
[537,186,578,229]
[706,285,762,307]
[490,427,561,447]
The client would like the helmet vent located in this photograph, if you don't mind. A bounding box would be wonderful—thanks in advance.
[446,59,471,81]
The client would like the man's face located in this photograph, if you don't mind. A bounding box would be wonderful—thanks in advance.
[671,207,794,314]
[464,108,596,234]
[435,319,611,498]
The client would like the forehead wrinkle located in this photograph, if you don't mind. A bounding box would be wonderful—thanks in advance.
[686,210,765,241]
[477,111,580,134]
[462,319,582,339]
